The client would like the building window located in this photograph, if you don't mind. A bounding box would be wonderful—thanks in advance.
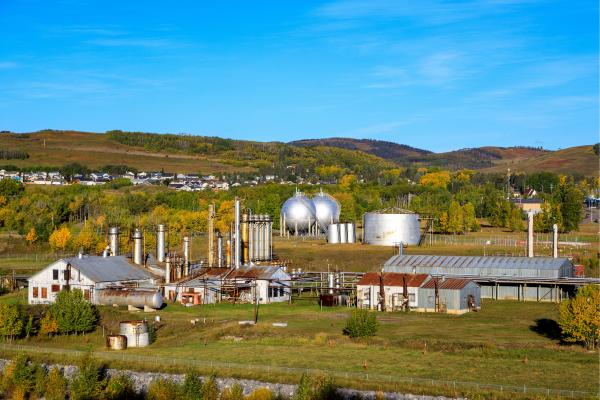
[409,293,415,302]
[41,287,47,299]
[279,287,284,297]
[52,270,58,280]
[32,287,38,298]
[51,285,60,293]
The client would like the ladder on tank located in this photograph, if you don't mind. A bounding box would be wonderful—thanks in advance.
[418,218,434,247]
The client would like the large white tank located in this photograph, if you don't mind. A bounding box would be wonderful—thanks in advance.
[282,190,316,233]
[312,190,340,233]
[363,211,421,246]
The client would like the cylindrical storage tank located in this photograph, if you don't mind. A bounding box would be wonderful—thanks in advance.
[327,273,334,294]
[217,234,223,268]
[108,227,119,256]
[156,224,166,262]
[132,229,143,265]
[339,223,348,244]
[327,223,340,243]
[363,212,421,246]
[281,191,316,234]
[119,320,149,348]
[312,190,341,233]
[241,213,249,264]
[106,334,127,350]
[346,223,356,244]
[96,289,163,309]
[183,236,190,265]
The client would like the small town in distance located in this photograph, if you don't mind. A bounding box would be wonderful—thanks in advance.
[0,1,597,398]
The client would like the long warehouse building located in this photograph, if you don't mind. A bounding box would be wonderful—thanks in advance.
[382,255,586,302]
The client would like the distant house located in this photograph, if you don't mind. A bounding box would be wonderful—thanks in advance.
[510,198,544,214]
[356,272,430,311]
[28,256,158,305]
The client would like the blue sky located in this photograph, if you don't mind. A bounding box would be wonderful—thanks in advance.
[0,0,597,152]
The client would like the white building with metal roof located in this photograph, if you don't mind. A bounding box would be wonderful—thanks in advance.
[28,255,158,305]
[383,255,576,302]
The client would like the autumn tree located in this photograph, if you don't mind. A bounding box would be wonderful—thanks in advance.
[508,207,525,232]
[419,171,451,189]
[559,284,599,350]
[48,226,72,253]
[39,312,59,337]
[446,200,464,234]
[462,202,479,232]
[25,227,38,246]
[0,304,23,342]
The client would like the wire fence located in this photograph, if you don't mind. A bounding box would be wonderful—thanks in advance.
[423,234,593,248]
[0,343,594,399]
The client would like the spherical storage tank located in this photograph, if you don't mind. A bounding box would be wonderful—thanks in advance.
[312,190,341,233]
[363,211,421,246]
[281,190,316,233]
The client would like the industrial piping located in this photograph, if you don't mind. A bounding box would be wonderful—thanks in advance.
[234,198,241,269]
[132,229,143,265]
[527,211,534,258]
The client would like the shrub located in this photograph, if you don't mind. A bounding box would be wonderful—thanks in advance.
[103,373,138,400]
[294,374,338,400]
[181,371,203,400]
[10,355,35,397]
[69,355,105,400]
[147,378,183,400]
[246,387,275,400]
[0,304,23,341]
[202,374,219,400]
[45,368,68,400]
[343,309,378,338]
[220,383,244,400]
[559,284,600,350]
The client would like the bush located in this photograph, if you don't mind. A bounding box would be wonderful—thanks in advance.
[343,309,379,338]
[202,374,219,400]
[0,304,23,341]
[294,373,338,400]
[104,373,138,400]
[69,355,105,400]
[246,387,275,400]
[181,371,203,400]
[45,368,68,400]
[147,378,183,400]
[559,284,600,350]
[220,383,244,400]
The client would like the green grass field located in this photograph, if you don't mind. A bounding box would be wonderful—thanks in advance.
[2,291,597,398]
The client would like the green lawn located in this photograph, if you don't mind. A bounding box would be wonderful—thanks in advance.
[5,294,597,396]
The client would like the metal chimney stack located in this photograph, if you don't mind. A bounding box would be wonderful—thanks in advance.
[157,224,166,262]
[552,223,558,258]
[217,233,223,268]
[183,236,190,266]
[108,227,119,256]
[234,198,241,269]
[527,211,534,258]
[132,229,143,265]
[165,255,171,284]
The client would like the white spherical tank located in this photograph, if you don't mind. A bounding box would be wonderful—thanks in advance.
[312,190,340,233]
[363,212,421,246]
[282,190,316,233]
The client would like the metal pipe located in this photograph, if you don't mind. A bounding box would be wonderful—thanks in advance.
[165,256,171,284]
[527,211,534,258]
[108,227,119,256]
[552,223,558,258]
[183,236,190,266]
[226,239,231,267]
[217,234,223,268]
[157,224,166,262]
[242,212,249,265]
[208,203,215,267]
[249,216,255,261]
[234,198,241,269]
[132,229,143,265]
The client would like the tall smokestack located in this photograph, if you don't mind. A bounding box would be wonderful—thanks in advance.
[552,223,558,258]
[157,224,166,262]
[234,198,241,269]
[527,211,534,258]
[242,211,249,265]
[132,229,143,265]
[183,236,190,266]
[217,233,223,268]
[165,255,171,284]
[108,227,119,256]
[208,203,215,267]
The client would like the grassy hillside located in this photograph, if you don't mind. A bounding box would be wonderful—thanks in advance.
[0,131,394,175]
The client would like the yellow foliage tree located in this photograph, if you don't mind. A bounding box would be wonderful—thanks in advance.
[215,200,234,233]
[419,171,451,189]
[40,312,58,336]
[559,284,599,350]
[72,227,99,253]
[25,227,38,245]
[0,195,6,207]
[48,226,71,252]
[339,174,358,191]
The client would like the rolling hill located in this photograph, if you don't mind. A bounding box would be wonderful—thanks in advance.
[0,130,596,176]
